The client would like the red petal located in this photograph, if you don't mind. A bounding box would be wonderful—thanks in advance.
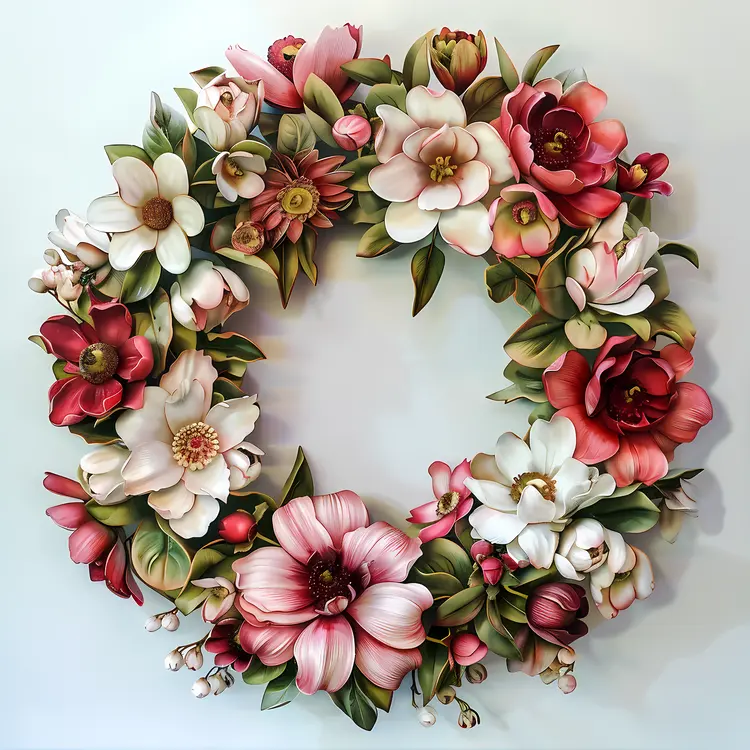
[46,501,90,530]
[655,382,713,445]
[79,379,123,418]
[659,344,694,381]
[555,404,619,464]
[105,539,129,597]
[43,472,89,500]
[48,376,88,426]
[39,315,90,363]
[584,120,628,164]
[116,336,154,381]
[559,81,608,125]
[121,380,146,410]
[605,432,668,486]
[89,302,134,348]
[543,351,590,409]
[68,521,115,565]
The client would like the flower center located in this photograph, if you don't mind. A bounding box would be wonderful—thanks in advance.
[532,128,578,170]
[588,541,609,565]
[171,421,220,471]
[78,342,119,384]
[612,238,629,259]
[141,197,173,230]
[512,200,538,225]
[277,179,320,220]
[225,158,244,177]
[631,163,648,185]
[606,378,651,425]
[430,155,457,182]
[437,491,461,516]
[212,586,230,598]
[267,35,306,79]
[308,559,352,604]
[510,471,556,503]
[219,91,234,107]
[232,221,265,255]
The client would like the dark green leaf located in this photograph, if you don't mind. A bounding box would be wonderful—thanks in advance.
[330,677,377,731]
[86,496,148,527]
[296,226,318,285]
[415,538,473,584]
[261,662,299,710]
[475,601,522,659]
[433,585,486,627]
[410,569,464,598]
[485,261,517,303]
[104,144,152,165]
[174,87,198,124]
[418,641,451,703]
[642,300,696,350]
[202,330,265,364]
[580,490,661,533]
[357,221,398,258]
[354,669,392,712]
[345,154,381,191]
[242,658,286,685]
[536,244,578,320]
[303,74,345,126]
[658,241,699,269]
[463,76,509,123]
[494,39,519,90]
[68,416,119,445]
[278,240,299,308]
[521,45,559,85]
[120,252,162,304]
[341,58,393,86]
[279,447,314,506]
[629,196,652,228]
[411,242,445,316]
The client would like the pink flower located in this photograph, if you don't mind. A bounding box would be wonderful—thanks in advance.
[617,152,673,198]
[448,633,488,667]
[526,583,588,648]
[492,79,626,228]
[407,460,473,542]
[39,301,153,427]
[233,492,432,695]
[543,336,713,486]
[332,115,372,151]
[488,183,560,259]
[205,618,254,672]
[226,25,363,111]
[192,576,237,623]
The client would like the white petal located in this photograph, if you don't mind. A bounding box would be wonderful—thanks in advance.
[554,553,584,580]
[566,277,588,312]
[149,482,195,520]
[438,204,492,255]
[552,458,592,517]
[590,285,655,316]
[122,441,184,496]
[183,455,230,501]
[505,538,529,567]
[374,105,418,163]
[469,505,527,545]
[194,107,230,151]
[80,445,128,474]
[530,417,576,475]
[368,153,431,203]
[172,195,205,236]
[384,198,439,244]
[155,222,191,274]
[215,171,239,202]
[170,495,220,539]
[170,282,198,330]
[592,202,627,247]
[113,156,157,207]
[631,547,655,599]
[494,431,533,484]
[604,528,628,573]
[116,386,172,448]
[403,127,437,160]
[465,122,514,184]
[154,152,189,201]
[417,181,461,211]
[87,195,141,232]
[517,525,558,569]
[450,127,479,163]
[234,171,266,200]
[205,396,260,452]
[516,485,557,524]
[571,518,606,549]
[165,380,207,435]
[107,225,157,271]
[454,160,490,206]
[567,248,597,288]
[574,471,616,512]
[464,478,517,512]
[160,351,217,414]
[405,86,467,128]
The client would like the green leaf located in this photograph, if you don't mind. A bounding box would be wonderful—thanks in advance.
[509,564,559,586]
[170,320,197,357]
[303,74,345,126]
[521,45,559,85]
[355,669,392,712]
[463,76,509,123]
[565,308,608,350]
[528,401,556,425]
[414,538,473,584]
[330,677,378,731]
[345,154,380,192]
[642,300,696,350]
[242,658,286,685]
[174,87,198,124]
[131,516,192,592]
[504,311,573,368]
[142,122,173,161]
[356,221,398,258]
[411,240,445,316]
[486,261,517,303]
[536,244,577,320]
[596,310,651,341]
[644,252,670,306]
[120,252,162,303]
[433,585,486,627]
[190,66,225,87]
[104,144,152,165]
[276,113,316,158]
[403,34,432,90]
[202,330,265,364]
[410,569,464,598]
[418,641,451,703]
[489,361,547,404]
[261,662,299,710]
[68,416,120,445]
[151,94,187,148]
[180,129,197,181]
[302,105,337,147]
[85,496,148,527]
[279,447,314,506]
[494,588,528,624]
[659,467,703,484]
[230,139,274,160]
[475,601,522,659]
[555,67,588,91]
[494,39,519,91]
[173,546,227,615]
[658,241,699,269]
[341,58,393,86]
[629,196,652,228]
[295,227,318,285]
[133,289,173,377]
[580,490,661,533]
[365,83,407,114]
[514,281,542,315]
[278,240,299,308]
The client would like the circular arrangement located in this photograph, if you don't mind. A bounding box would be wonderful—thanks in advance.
[31,24,713,732]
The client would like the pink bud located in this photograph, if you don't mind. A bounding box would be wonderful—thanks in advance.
[449,633,488,666]
[470,540,493,561]
[332,115,372,151]
[218,511,257,544]
[479,556,503,586]
[558,673,577,694]
[500,551,521,571]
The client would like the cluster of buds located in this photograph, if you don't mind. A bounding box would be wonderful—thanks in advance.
[191,667,235,698]
[144,609,180,633]
[164,639,206,673]
[28,249,87,302]
[470,540,519,586]
[540,647,578,694]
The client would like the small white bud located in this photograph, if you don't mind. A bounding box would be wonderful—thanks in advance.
[417,705,437,727]
[144,615,162,632]
[558,673,577,694]
[184,647,204,671]
[164,650,185,672]
[161,612,180,632]
[43,248,63,266]
[208,673,227,695]
[191,677,211,699]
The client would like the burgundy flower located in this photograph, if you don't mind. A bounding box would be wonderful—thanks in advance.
[39,301,153,426]
[205,618,254,672]
[617,152,673,198]
[44,472,143,604]
[492,79,626,227]
[527,583,588,648]
[543,335,713,486]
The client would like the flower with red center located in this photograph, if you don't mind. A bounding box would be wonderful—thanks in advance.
[205,618,254,672]
[44,472,143,604]
[407,460,473,542]
[249,150,353,246]
[492,79,627,228]
[617,152,673,198]
[39,301,153,427]
[233,492,432,695]
[543,335,713,486]
[526,582,588,648]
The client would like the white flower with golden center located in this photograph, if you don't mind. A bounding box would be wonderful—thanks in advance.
[115,350,261,539]
[87,154,205,275]
[211,151,267,203]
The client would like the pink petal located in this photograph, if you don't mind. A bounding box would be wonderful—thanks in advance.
[89,302,133,348]
[347,582,432,649]
[454,160,491,206]
[543,351,590,409]
[121,380,146,410]
[68,521,114,564]
[655,382,713,445]
[555,405,620,464]
[418,513,457,542]
[449,459,473,496]
[428,461,451,498]
[530,165,581,195]
[292,25,361,100]
[566,277,588,311]
[341,521,422,584]
[354,626,422,690]
[43,472,89,500]
[294,615,355,695]
[311,491,369,550]
[235,596,317,626]
[272,496,335,565]
[39,315,90,363]
[605,432,669,487]
[450,633,488,666]
[608,578,636,611]
[559,81,608,124]
[48,376,88,427]
[239,621,305,666]
[79,379,123,418]
[104,538,129,597]
[368,153,431,203]
[46,501,89,530]
[407,499,440,525]
[225,45,302,110]
[117,336,154,381]
[659,344,694,381]
[584,120,628,164]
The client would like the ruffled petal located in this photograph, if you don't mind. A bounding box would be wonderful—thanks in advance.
[121,441,184,496]
[354,626,422,690]
[239,621,305,666]
[294,616,355,695]
[272,496,335,565]
[205,396,260,452]
[340,521,422,584]
[310,491,369,550]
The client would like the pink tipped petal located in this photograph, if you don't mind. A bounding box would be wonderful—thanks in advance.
[341,521,422,584]
[225,45,302,109]
[368,154,432,203]
[374,105,419,162]
[418,181,461,211]
[310,491,369,550]
[43,472,89,500]
[239,621,305,666]
[555,405,620,464]
[68,521,114,564]
[454,160,491,205]
[417,513,458,542]
[121,441,185,496]
[566,277,588,312]
[605,433,669,487]
[292,25,361,100]
[559,81,608,124]
[116,336,154,381]
[449,459,473,496]
[46,501,89,530]
[438,203,493,256]
[354,626,422,690]
[272,496,335,565]
[407,499,441,525]
[428,461,451,498]
[655,382,713,445]
[543,351,590,409]
[294,616,355,695]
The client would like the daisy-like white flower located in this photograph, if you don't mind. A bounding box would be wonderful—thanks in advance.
[87,154,204,274]
[466,417,616,569]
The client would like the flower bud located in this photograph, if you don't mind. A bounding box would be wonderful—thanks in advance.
[43,248,63,266]
[449,633,488,666]
[457,708,480,729]
[231,221,265,256]
[191,677,211,699]
[184,646,204,671]
[417,705,437,727]
[161,612,180,632]
[465,663,487,684]
[164,649,185,672]
[470,540,493,561]
[208,673,227,695]
[218,510,257,544]
[479,556,503,585]
[437,685,455,704]
[558,673,577,694]
[332,115,372,151]
[144,615,162,632]
[500,552,521,571]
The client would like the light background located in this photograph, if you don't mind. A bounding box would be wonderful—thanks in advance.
[1,1,748,748]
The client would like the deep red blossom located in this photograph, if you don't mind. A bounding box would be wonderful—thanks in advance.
[617,152,673,198]
[205,618,254,672]
[527,583,588,648]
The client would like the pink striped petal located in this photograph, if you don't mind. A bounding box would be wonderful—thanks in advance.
[294,615,355,695]
[68,521,115,564]
[605,433,668,487]
[239,621,305,666]
[235,595,318,626]
[292,25,361,100]
[407,499,440,525]
[341,521,422,584]
[46,501,89,530]
[272,496,335,564]
[354,626,422,690]
[659,344,694,381]
[655,382,713,445]
[43,472,89,500]
[311,491,369,550]
[225,46,302,110]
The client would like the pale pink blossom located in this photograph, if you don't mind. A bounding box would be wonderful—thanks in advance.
[590,544,654,619]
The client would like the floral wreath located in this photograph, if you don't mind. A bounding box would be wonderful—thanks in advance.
[32,24,713,732]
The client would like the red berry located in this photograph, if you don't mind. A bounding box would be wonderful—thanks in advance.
[218,511,257,544]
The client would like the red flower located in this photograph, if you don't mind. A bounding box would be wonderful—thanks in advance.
[543,336,713,487]
[205,618,254,672]
[249,150,353,247]
[492,79,626,228]
[617,152,673,198]
[44,472,143,604]
[39,301,153,426]
[527,583,588,648]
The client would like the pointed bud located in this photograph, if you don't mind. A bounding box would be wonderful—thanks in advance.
[184,646,204,671]
[191,677,211,699]
[161,612,180,632]
[417,706,437,727]
[457,708,480,729]
[144,615,162,632]
[466,663,488,684]
[164,650,185,671]
[208,673,227,695]
[43,248,63,266]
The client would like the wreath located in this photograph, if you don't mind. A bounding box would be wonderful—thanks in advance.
[32,24,713,732]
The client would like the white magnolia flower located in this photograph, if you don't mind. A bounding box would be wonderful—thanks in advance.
[368,86,513,256]
[87,154,204,274]
[48,209,110,268]
[80,445,130,505]
[590,544,654,619]
[466,417,616,569]
[115,350,261,539]
[554,518,628,581]
[565,202,660,316]
[211,151,267,203]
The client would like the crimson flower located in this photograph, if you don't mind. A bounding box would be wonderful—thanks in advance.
[39,301,153,426]
[543,335,713,486]
[44,472,143,604]
[492,79,626,227]
[527,583,588,648]
[617,152,673,198]
[205,618,254,672]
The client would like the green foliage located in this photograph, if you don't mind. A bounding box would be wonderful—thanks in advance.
[190,66,225,87]
[487,361,547,404]
[261,663,299,710]
[120,252,162,304]
[403,34,431,90]
[418,640,451,703]
[276,114,316,158]
[131,516,192,592]
[345,154,380,191]
[411,239,445,316]
[463,76,509,123]
[86,496,148,527]
[494,39,519,90]
[504,311,573,368]
[341,58,393,86]
[365,84,407,114]
[659,242,699,268]
[475,600,522,659]
[521,45,559,85]
[242,658,287,685]
[279,447,314,506]
[277,239,299,308]
[133,289,173,377]
[330,675,378,731]
[104,144,152,165]
[357,222,398,258]
[433,585,486,627]
[579,490,661,533]
[303,74,344,147]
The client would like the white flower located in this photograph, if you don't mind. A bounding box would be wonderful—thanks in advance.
[211,151,267,203]
[191,576,236,622]
[48,209,110,268]
[80,445,130,505]
[554,518,629,581]
[368,86,513,256]
[87,154,204,274]
[590,544,654,619]
[466,417,616,570]
[565,202,660,316]
[115,350,261,539]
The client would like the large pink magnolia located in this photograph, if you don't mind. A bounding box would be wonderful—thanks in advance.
[492,79,626,228]
[233,492,432,695]
[226,25,362,111]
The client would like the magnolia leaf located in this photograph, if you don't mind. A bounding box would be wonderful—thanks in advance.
[104,144,152,165]
[536,244,577,320]
[202,330,265,364]
[659,241,699,269]
[279,447,314,507]
[565,309,608,350]
[357,221,398,258]
[476,601,522,659]
[173,547,227,615]
[261,663,299,710]
[596,310,651,341]
[341,58,393,86]
[303,74,345,126]
[143,289,172,377]
[190,66,225,87]
[230,139,273,160]
[355,670,392,713]
[521,45,560,85]
[278,240,299,308]
[142,122,173,162]
[85,496,148,527]
[242,658,286,685]
[276,113,316,158]
[68,416,120,445]
[410,569,464,598]
[403,34,432,90]
[131,516,192,592]
[629,196,652,228]
[303,105,337,148]
[330,677,378,731]
[433,585,486,627]
[494,39,519,91]
[514,281,542,315]
[463,76,510,123]
[295,227,318,285]
[489,361,547,404]
[414,537,473,584]
[345,154,380,191]
[504,311,573,368]
[643,300,696,350]
[365,83,407,114]
[120,252,162,304]
[580,490,660,533]
[418,641,451,703]
[174,87,198,126]
[411,241,445,316]
[486,261,517,303]
[556,67,588,91]
[528,401,556,425]
[644,252,670,305]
